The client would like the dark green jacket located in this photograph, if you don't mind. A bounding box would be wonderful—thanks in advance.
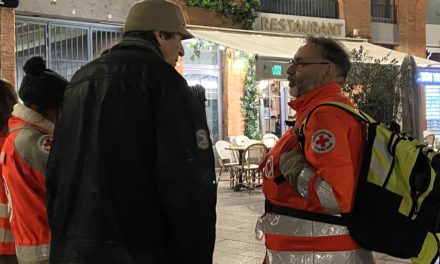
[46,37,217,264]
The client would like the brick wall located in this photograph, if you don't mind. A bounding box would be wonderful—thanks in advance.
[394,0,429,131]
[396,0,428,58]
[341,0,371,38]
[0,7,16,88]
[182,6,242,29]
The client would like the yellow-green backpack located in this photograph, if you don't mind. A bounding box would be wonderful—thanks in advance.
[295,102,440,263]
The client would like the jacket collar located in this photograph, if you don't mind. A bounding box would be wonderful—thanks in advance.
[11,104,54,134]
[288,82,343,112]
[112,37,163,59]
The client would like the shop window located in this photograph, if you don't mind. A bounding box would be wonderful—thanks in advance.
[426,86,440,137]
[426,0,440,25]
[184,74,220,143]
[183,39,222,143]
[371,0,396,23]
[16,22,47,88]
[16,18,122,87]
[182,40,220,66]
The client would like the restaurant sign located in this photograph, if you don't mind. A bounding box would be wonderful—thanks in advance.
[253,13,345,37]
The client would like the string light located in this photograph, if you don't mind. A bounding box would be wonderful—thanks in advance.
[89,0,96,12]
[105,1,113,20]
[71,0,76,15]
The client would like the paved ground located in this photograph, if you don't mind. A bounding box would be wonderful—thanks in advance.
[213,176,411,264]
[214,179,265,264]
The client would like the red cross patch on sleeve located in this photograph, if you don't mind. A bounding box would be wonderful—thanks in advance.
[37,135,52,154]
[311,129,335,153]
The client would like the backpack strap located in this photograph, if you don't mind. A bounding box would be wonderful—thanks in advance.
[295,102,376,151]
[282,102,374,226]
[265,199,350,226]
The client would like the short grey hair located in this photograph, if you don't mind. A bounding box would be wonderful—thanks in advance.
[305,36,351,82]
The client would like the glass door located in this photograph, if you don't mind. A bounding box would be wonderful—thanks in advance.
[259,80,282,137]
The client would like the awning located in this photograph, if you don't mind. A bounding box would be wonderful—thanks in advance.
[187,25,440,68]
[427,47,440,54]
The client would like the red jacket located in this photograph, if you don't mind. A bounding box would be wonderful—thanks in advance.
[0,131,15,255]
[1,105,52,262]
[259,83,372,263]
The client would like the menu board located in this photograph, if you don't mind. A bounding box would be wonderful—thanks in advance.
[425,85,440,137]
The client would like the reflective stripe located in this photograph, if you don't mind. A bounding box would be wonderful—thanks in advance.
[264,214,350,237]
[368,128,393,186]
[16,244,49,262]
[297,165,315,197]
[316,178,340,214]
[266,248,374,264]
[0,203,9,218]
[8,125,32,133]
[14,129,50,176]
[0,227,14,243]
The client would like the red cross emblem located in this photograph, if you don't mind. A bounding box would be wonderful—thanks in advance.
[37,135,53,153]
[43,138,52,148]
[311,130,335,153]
[315,135,329,147]
[263,156,274,179]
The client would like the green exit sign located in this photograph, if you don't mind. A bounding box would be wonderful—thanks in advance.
[256,57,289,80]
[272,65,282,76]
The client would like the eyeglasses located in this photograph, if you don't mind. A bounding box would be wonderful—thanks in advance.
[288,59,330,68]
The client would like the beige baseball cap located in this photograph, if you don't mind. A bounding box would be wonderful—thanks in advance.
[123,0,194,40]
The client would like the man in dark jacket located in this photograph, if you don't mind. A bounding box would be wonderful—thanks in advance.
[45,0,217,263]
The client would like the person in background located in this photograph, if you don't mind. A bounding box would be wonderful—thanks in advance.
[45,0,217,263]
[274,114,282,137]
[0,79,18,264]
[257,36,373,263]
[190,84,208,119]
[1,56,67,264]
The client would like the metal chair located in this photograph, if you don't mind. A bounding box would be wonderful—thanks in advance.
[233,143,268,192]
[424,134,435,149]
[262,133,279,148]
[215,140,239,186]
[232,135,250,147]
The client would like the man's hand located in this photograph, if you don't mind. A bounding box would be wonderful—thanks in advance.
[279,150,307,188]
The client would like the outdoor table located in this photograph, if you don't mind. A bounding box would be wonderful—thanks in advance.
[225,146,248,191]
[225,146,246,164]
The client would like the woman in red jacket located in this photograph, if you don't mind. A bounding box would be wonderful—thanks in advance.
[0,78,18,264]
[1,57,67,264]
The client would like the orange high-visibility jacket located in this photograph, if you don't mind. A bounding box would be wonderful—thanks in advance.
[0,131,15,255]
[1,108,51,262]
[259,83,372,263]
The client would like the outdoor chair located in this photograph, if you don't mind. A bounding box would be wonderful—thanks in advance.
[262,133,279,149]
[215,140,239,186]
[244,139,261,147]
[424,134,436,149]
[232,143,268,193]
[232,135,250,147]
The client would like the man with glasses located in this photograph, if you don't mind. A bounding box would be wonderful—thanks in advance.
[258,36,373,263]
